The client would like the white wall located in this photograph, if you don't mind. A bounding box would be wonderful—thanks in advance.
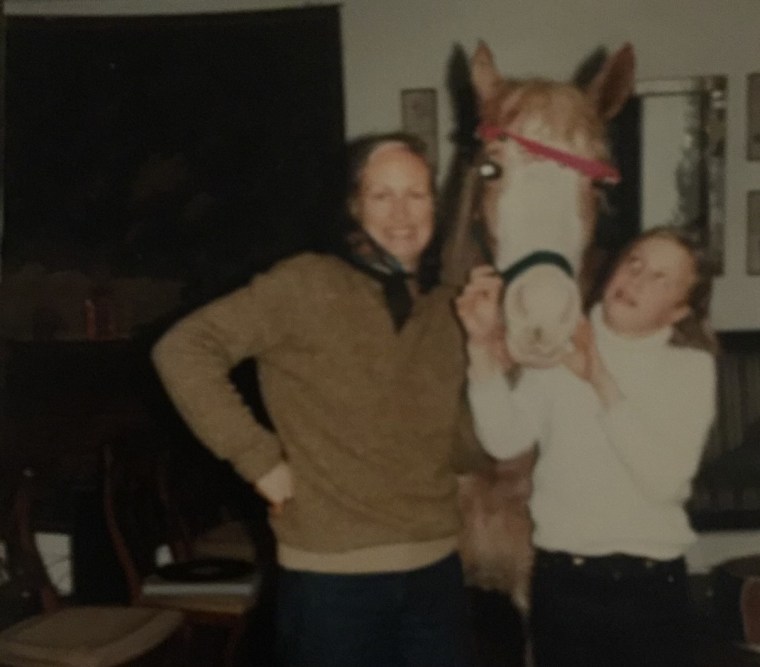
[6,0,760,329]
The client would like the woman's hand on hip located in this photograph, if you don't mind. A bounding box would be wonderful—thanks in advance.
[255,461,294,517]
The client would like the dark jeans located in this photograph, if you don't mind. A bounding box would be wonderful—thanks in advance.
[530,549,696,667]
[276,553,473,667]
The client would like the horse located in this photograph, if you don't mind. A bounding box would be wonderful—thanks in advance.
[450,41,636,615]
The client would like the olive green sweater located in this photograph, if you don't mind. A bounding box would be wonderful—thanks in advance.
[152,253,485,573]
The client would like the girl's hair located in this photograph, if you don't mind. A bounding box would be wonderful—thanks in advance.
[614,226,719,354]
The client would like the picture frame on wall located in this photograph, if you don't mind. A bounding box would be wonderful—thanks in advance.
[401,88,438,172]
[748,190,760,275]
[747,73,760,160]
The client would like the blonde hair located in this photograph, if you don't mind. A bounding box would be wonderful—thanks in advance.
[614,227,718,355]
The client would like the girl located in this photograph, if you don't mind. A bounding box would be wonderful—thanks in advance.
[456,227,717,667]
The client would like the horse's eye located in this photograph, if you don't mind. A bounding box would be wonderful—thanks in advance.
[479,160,502,180]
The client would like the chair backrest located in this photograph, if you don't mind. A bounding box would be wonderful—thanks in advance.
[102,437,186,605]
[157,445,241,562]
[102,434,243,597]
[0,467,60,627]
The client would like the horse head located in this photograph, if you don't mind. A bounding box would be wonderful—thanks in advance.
[469,41,635,367]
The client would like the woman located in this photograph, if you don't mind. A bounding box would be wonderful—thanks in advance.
[152,132,482,667]
[456,227,717,667]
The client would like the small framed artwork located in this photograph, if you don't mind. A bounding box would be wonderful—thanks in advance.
[401,88,438,171]
[747,190,760,274]
[747,74,760,160]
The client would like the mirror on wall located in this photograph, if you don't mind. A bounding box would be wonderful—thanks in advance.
[636,76,727,272]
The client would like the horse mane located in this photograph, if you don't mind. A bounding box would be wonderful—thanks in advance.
[437,43,484,288]
[439,163,485,288]
[480,79,610,159]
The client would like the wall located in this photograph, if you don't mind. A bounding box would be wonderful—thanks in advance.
[6,0,760,330]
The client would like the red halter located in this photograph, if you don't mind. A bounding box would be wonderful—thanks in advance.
[477,123,621,185]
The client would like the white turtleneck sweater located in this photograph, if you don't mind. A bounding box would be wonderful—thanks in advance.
[467,304,716,560]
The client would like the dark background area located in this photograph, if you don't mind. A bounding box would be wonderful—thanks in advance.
[3,7,345,314]
[0,6,345,623]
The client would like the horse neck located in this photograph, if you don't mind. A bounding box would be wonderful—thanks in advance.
[439,164,489,287]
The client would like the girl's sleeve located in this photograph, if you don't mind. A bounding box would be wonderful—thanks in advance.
[467,368,544,460]
[599,352,716,503]
[151,259,303,485]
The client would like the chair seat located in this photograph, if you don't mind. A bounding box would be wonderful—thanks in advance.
[138,590,254,616]
[192,520,257,563]
[0,605,184,667]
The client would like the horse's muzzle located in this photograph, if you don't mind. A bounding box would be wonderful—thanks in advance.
[503,265,581,368]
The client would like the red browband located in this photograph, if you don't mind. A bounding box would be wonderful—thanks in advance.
[477,123,621,185]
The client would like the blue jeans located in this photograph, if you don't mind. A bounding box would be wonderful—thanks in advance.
[530,549,695,667]
[276,553,473,667]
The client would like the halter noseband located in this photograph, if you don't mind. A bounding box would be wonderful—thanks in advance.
[499,251,574,284]
[471,224,575,285]
[477,123,621,185]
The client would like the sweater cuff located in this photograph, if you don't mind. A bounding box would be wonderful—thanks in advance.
[229,431,284,484]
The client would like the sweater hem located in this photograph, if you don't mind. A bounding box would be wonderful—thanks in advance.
[277,536,458,574]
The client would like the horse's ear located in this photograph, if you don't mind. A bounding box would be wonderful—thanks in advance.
[470,40,503,104]
[572,46,609,89]
[584,42,636,121]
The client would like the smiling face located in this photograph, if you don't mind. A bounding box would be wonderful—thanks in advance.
[349,143,434,271]
[602,235,697,337]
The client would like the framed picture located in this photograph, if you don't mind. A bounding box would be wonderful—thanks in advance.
[748,190,760,275]
[401,88,438,171]
[747,73,760,160]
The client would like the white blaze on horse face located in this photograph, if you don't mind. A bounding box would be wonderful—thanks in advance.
[494,141,586,268]
[495,140,586,367]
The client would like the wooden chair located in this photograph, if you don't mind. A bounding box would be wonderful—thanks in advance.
[155,447,258,567]
[0,467,184,667]
[101,439,261,667]
[191,519,257,564]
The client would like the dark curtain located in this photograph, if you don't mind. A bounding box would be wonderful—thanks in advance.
[589,95,642,291]
[3,7,344,312]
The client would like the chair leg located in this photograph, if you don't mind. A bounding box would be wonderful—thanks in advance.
[167,622,196,666]
[158,627,189,667]
[122,631,182,667]
[223,616,249,667]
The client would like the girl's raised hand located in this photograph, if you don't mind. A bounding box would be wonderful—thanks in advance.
[455,265,505,345]
[562,317,623,409]
[562,316,597,382]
